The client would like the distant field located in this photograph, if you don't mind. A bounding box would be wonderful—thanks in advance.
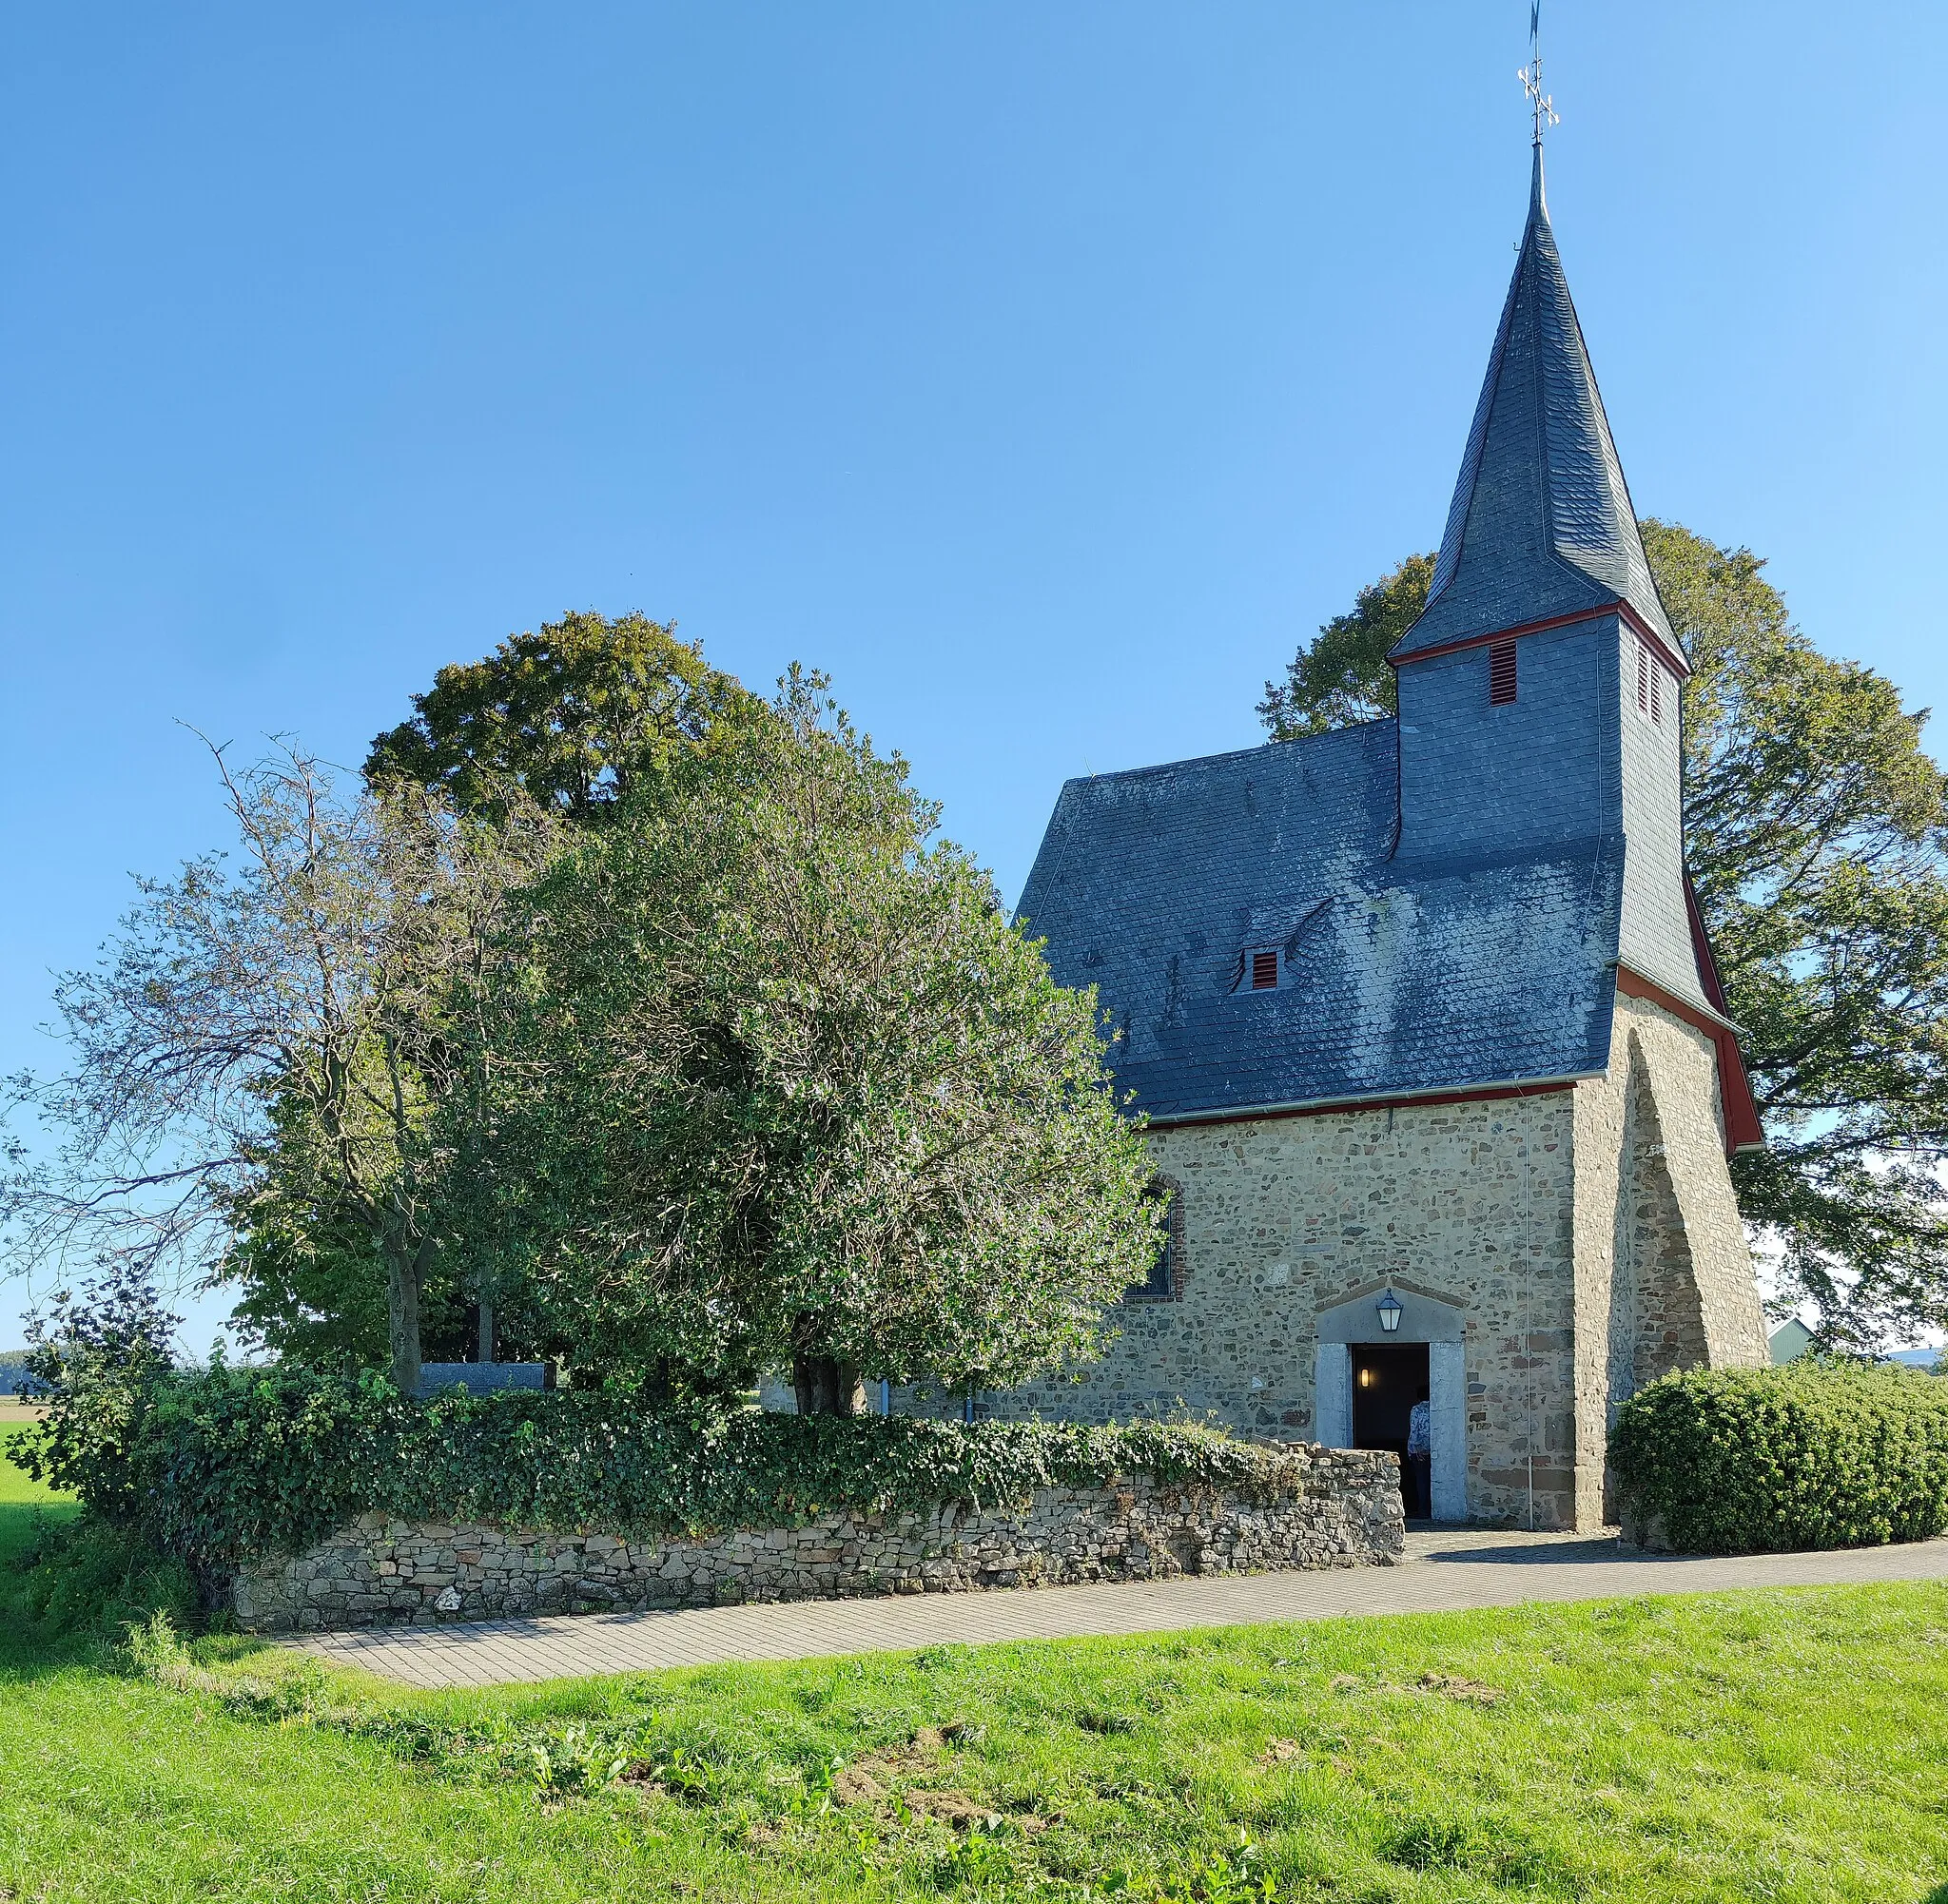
[0,1400,46,1423]
[0,1419,66,1491]
[0,1419,73,1570]
[0,1419,56,1490]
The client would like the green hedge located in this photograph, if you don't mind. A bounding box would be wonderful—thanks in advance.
[8,1366,1299,1581]
[1608,1362,1948,1555]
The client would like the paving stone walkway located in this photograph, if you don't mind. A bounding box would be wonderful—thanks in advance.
[296,1527,1948,1689]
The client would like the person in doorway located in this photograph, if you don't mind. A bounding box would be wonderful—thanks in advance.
[1406,1385,1432,1520]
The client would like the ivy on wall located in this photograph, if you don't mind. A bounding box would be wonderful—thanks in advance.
[9,1367,1302,1583]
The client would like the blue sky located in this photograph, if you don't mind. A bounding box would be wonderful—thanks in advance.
[3,3,1943,1349]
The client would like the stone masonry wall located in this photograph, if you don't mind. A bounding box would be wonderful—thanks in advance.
[1569,989,1768,1526]
[868,991,1764,1535]
[898,1093,1584,1530]
[230,1449,1404,1634]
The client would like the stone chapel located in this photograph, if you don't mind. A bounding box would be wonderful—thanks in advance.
[963,149,1770,1530]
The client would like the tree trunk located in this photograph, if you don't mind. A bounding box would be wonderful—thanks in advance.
[386,1234,427,1395]
[791,1355,867,1415]
[477,1292,496,1365]
[789,1312,866,1415]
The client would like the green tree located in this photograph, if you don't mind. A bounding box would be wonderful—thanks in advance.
[1,741,559,1391]
[1256,554,1433,737]
[364,610,755,823]
[1258,523,1948,1350]
[445,672,1162,1409]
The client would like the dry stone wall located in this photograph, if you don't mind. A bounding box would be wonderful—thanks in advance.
[230,1447,1404,1634]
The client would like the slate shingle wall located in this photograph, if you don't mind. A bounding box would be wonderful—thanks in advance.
[1394,618,1609,864]
[1613,624,1706,1007]
[1016,722,1625,1124]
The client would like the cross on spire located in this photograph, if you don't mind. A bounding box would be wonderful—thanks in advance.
[1517,1,1559,148]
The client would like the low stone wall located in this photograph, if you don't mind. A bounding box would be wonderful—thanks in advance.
[231,1447,1404,1633]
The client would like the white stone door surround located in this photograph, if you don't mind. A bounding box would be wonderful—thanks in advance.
[1314,1283,1467,1523]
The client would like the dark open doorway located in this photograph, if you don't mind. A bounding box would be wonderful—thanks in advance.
[1351,1341,1430,1513]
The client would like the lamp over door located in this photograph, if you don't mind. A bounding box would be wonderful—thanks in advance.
[1376,1289,1403,1334]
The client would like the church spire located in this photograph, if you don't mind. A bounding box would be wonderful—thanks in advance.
[1391,69,1679,664]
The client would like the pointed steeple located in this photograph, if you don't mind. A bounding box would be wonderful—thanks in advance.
[1391,148,1680,662]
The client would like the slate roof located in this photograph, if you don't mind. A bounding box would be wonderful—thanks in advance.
[1012,150,1704,1125]
[1390,149,1679,662]
[1016,724,1624,1122]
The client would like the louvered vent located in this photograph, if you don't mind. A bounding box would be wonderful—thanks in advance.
[1636,638,1663,723]
[1250,949,1279,991]
[1488,640,1517,705]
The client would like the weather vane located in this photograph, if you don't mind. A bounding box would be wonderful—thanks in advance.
[1517,1,1560,147]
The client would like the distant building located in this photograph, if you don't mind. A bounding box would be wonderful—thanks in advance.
[1768,1320,1815,1365]
[901,147,1769,1529]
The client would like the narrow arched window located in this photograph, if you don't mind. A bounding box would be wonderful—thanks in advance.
[1126,1177,1185,1302]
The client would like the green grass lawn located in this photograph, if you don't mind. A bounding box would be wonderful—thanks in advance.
[5,1420,1948,1903]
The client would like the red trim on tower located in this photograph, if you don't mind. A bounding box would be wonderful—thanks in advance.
[1615,942,1765,1157]
[1391,597,1691,682]
[1683,872,1733,1018]
[1614,601,1691,682]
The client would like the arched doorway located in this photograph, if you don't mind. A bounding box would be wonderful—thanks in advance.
[1314,1284,1467,1523]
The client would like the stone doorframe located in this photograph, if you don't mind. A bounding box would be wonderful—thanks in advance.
[1313,1282,1467,1523]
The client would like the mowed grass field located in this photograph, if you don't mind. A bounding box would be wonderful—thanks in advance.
[5,1421,1948,1903]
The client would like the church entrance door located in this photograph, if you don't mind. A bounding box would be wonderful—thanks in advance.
[1350,1341,1430,1517]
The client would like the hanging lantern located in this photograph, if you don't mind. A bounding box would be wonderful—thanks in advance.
[1376,1289,1404,1334]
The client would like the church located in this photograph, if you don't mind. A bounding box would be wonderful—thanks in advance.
[980,148,1771,1530]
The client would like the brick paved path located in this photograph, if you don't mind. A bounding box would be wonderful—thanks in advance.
[297,1528,1948,1690]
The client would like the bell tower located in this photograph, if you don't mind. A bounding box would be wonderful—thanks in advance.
[1385,146,1705,1016]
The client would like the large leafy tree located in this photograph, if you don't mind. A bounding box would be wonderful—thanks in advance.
[1258,523,1948,1350]
[444,672,1162,1409]
[364,610,756,823]
[1256,554,1436,738]
[1,741,559,1389]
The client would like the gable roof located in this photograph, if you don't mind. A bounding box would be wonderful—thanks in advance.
[1390,149,1679,664]
[1016,725,1624,1122]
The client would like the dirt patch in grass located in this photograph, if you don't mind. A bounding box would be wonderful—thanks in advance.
[1414,1670,1504,1705]
[827,1721,1028,1832]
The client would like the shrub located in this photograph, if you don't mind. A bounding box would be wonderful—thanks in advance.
[12,1260,181,1525]
[6,1365,1308,1584]
[11,1515,199,1642]
[1608,1361,1948,1554]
